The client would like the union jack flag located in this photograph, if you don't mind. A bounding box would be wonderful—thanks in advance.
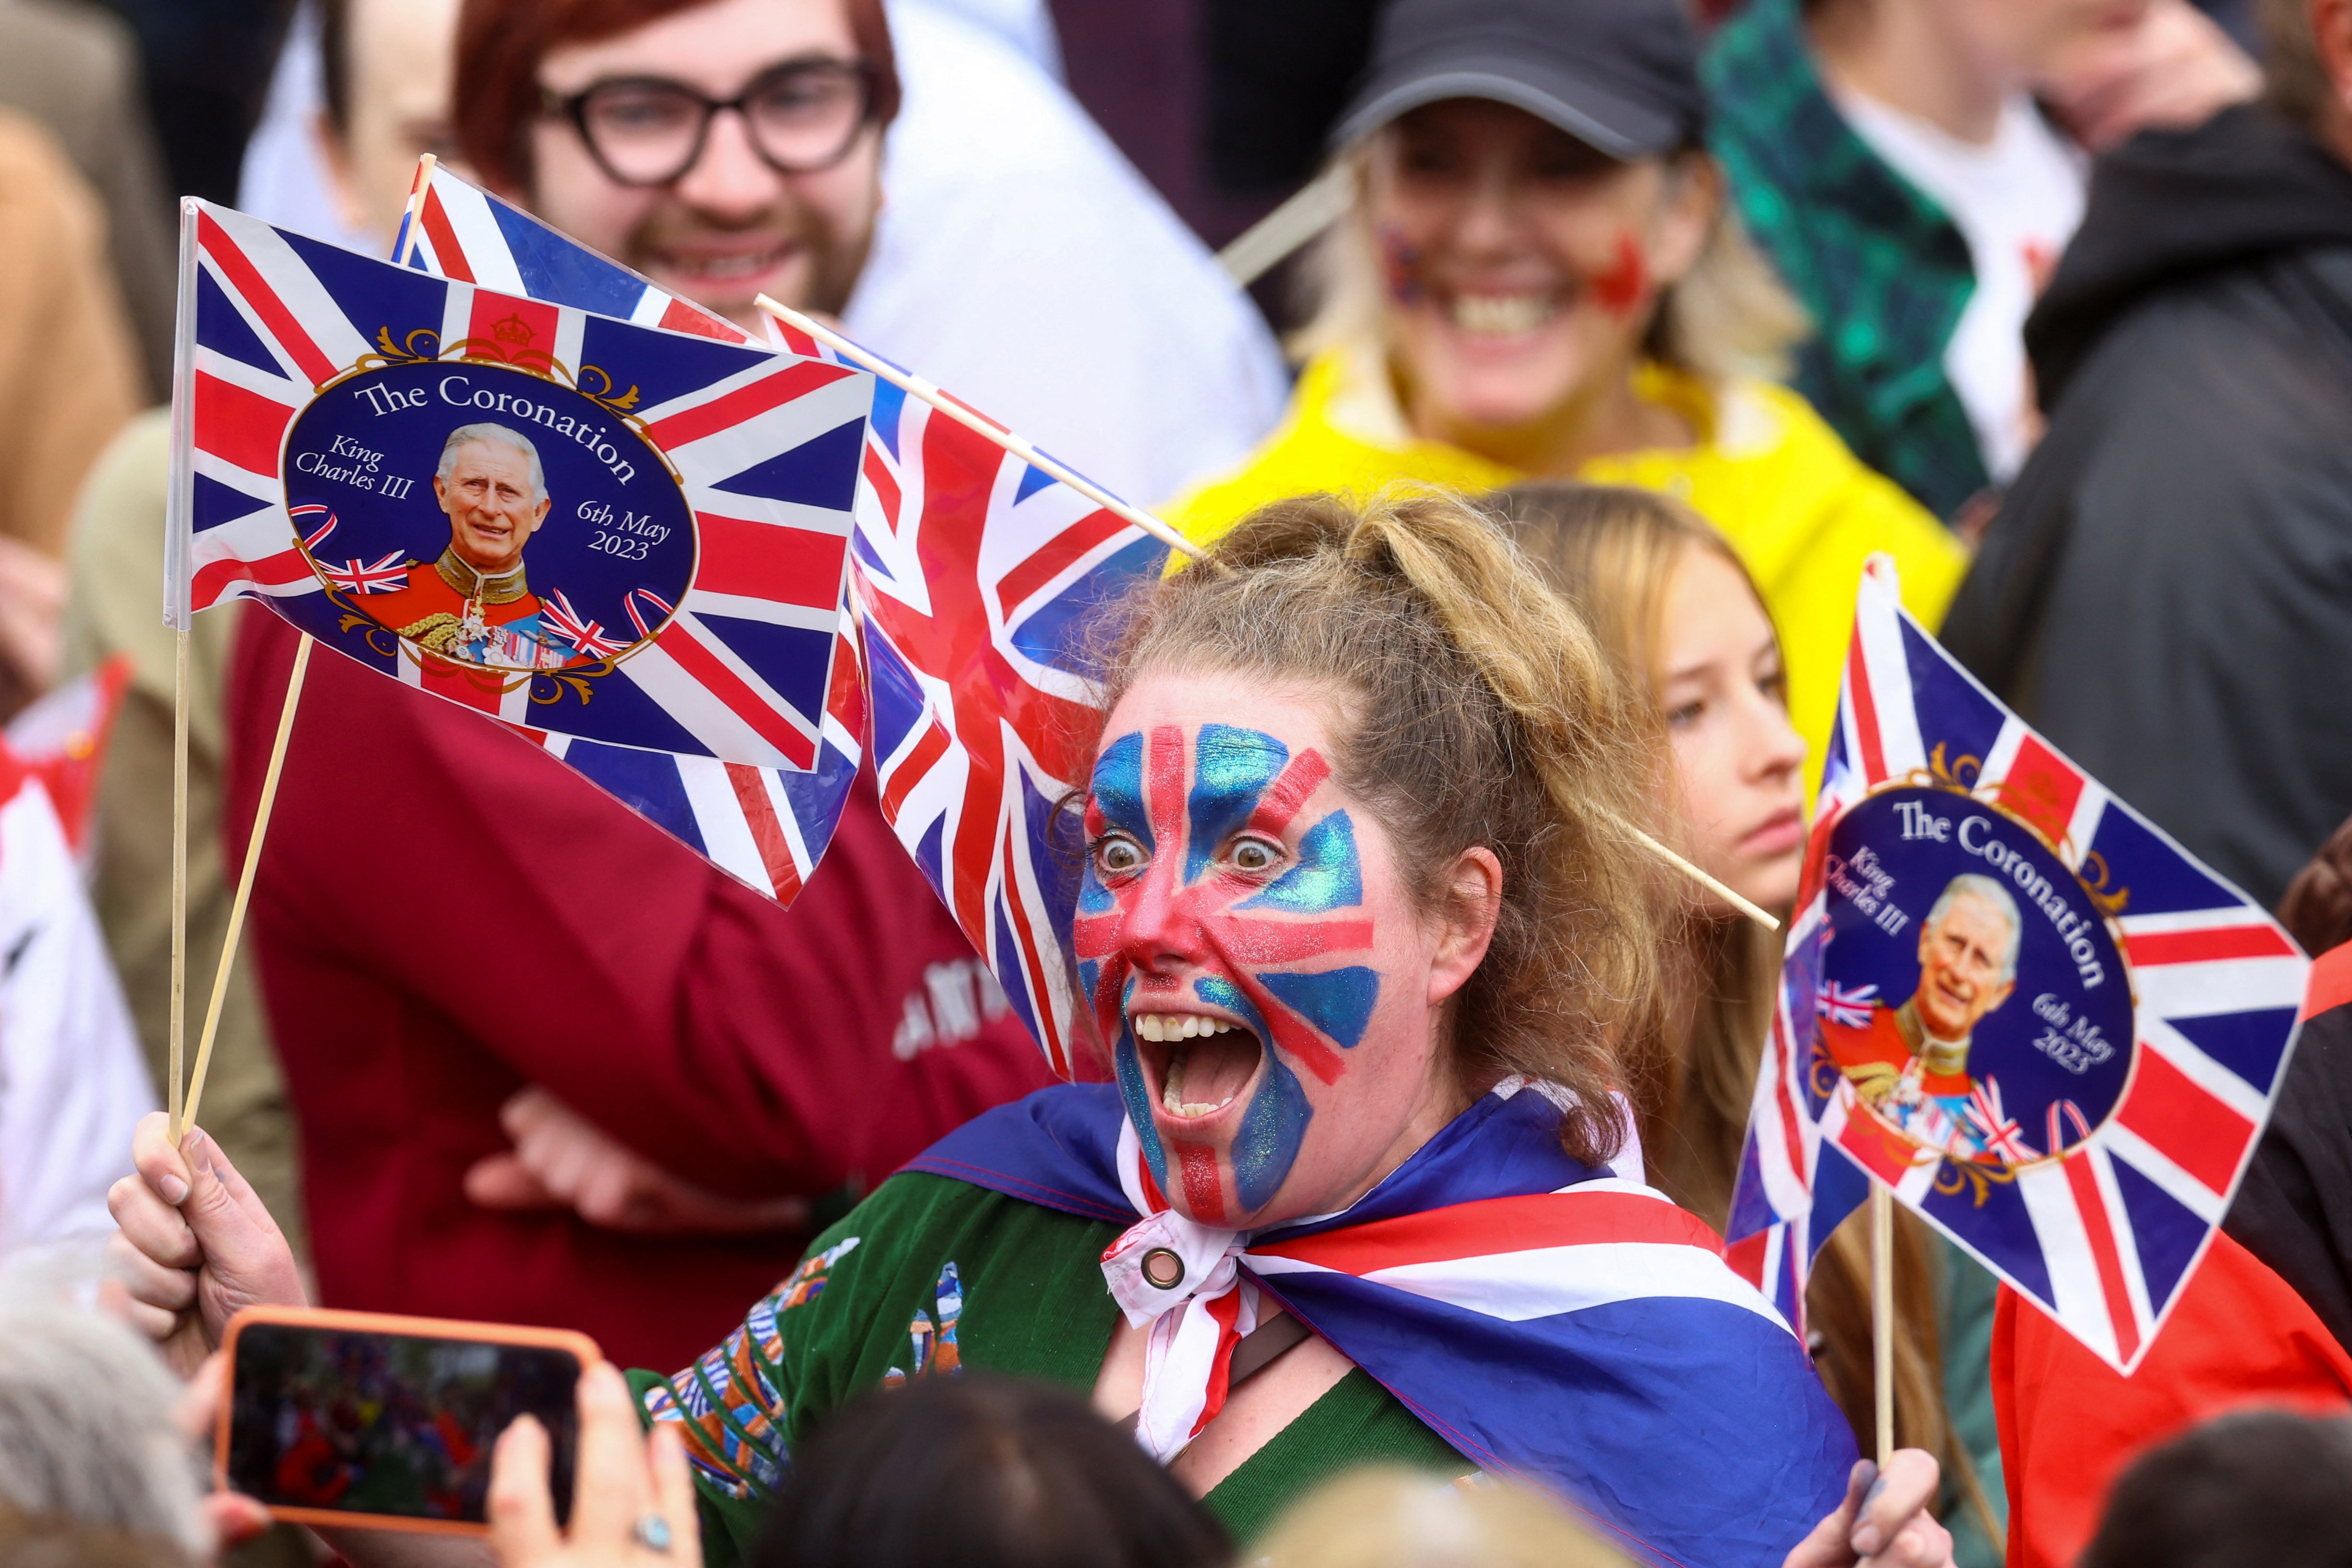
[394,168,871,904]
[1726,559,2308,1372]
[171,198,864,772]
[1962,1078,2035,1165]
[395,160,745,345]
[318,553,408,596]
[540,588,628,660]
[851,381,1171,1077]
[1814,979,1879,1029]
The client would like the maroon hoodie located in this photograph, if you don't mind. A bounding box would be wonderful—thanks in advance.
[225,607,1059,1371]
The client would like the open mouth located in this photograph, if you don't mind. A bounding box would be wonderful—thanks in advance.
[1132,1011,1264,1122]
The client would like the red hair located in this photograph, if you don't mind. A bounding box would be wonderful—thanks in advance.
[453,0,901,195]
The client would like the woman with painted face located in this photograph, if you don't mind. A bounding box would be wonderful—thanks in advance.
[112,493,1956,1568]
[1495,482,2001,1558]
[1170,0,1966,796]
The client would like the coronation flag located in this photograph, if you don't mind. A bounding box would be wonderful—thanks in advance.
[171,197,870,899]
[1727,558,2309,1372]
[393,165,866,904]
[845,380,1171,1079]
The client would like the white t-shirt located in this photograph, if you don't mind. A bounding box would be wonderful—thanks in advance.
[844,0,1287,506]
[1835,90,2086,485]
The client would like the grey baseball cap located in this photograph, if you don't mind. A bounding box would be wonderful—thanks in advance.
[1329,0,1708,160]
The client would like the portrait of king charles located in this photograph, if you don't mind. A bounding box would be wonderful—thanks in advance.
[1825,873,2024,1164]
[356,422,584,671]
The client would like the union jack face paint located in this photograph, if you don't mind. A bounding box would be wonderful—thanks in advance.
[1075,721,1384,1225]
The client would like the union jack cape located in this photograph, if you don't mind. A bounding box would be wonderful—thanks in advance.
[845,379,1171,1078]
[392,166,866,904]
[911,1081,1856,1568]
[1727,559,2308,1373]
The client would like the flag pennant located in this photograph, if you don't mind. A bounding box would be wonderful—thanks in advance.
[385,166,870,904]
[397,160,747,345]
[174,196,866,785]
[1727,558,2308,1372]
[2,655,132,860]
[854,381,1171,1078]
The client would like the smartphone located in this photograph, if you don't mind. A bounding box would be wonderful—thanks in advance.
[217,1306,603,1535]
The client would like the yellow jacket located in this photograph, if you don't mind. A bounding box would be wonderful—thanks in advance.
[1167,347,1969,793]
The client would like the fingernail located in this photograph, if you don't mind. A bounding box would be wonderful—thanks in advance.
[159,1173,188,1204]
[183,1129,213,1176]
[1852,1458,1878,1494]
[1852,1523,1884,1556]
[1863,1474,1888,1510]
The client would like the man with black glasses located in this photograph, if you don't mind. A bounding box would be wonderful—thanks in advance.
[462,0,893,337]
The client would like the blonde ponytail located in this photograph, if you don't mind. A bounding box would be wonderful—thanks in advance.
[1098,489,1673,1166]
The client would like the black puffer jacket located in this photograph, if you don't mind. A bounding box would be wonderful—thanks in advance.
[1942,106,2352,909]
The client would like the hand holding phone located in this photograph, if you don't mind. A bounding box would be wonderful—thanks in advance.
[218,1307,601,1535]
[489,1361,701,1568]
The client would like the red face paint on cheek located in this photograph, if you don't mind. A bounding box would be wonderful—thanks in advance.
[1591,233,1649,318]
[1176,1142,1228,1225]
[1378,224,1426,306]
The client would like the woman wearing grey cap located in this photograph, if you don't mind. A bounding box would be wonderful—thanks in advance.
[1168,0,1966,817]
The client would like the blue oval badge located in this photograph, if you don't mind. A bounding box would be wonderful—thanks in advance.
[1815,786,2134,1166]
[282,360,693,672]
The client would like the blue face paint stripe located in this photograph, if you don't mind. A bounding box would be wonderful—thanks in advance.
[1232,1055,1311,1213]
[1111,978,1168,1188]
[1254,967,1381,1051]
[1238,810,1363,913]
[1191,975,1311,1212]
[1186,725,1288,883]
[1089,731,1152,847]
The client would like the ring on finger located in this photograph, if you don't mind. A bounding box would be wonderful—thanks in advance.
[633,1513,673,1553]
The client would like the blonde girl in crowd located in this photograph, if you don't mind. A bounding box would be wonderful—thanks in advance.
[1170,0,1967,785]
[1494,480,2002,1560]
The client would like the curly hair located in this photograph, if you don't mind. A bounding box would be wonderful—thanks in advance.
[1094,490,1672,1167]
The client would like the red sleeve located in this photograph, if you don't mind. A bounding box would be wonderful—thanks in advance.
[1990,1231,2352,1568]
[227,607,1055,1201]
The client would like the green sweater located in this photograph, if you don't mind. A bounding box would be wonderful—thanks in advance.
[627,1172,1467,1560]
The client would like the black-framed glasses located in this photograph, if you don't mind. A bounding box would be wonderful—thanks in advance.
[545,57,879,187]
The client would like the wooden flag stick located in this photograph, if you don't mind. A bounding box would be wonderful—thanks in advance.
[1622,820,1781,933]
[1871,1183,1895,1469]
[181,635,311,1140]
[167,626,190,1133]
[179,159,434,1143]
[1216,163,1352,287]
[751,294,1207,563]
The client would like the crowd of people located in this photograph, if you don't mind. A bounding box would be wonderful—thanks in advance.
[6,0,2352,1564]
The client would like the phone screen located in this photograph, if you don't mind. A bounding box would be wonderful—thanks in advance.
[224,1322,582,1525]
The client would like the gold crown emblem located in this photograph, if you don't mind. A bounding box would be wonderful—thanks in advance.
[490,313,535,346]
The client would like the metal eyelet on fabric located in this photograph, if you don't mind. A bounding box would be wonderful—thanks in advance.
[1141,1247,1185,1289]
